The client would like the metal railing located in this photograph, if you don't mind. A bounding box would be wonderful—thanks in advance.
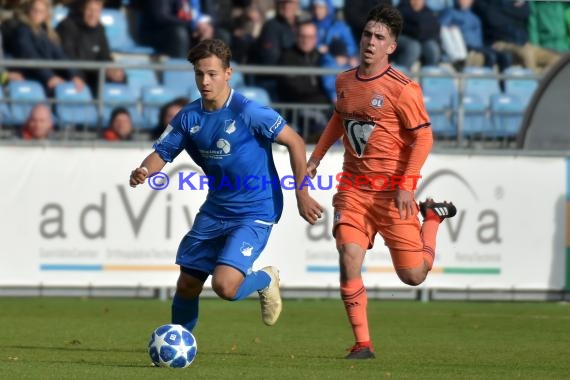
[0,58,540,148]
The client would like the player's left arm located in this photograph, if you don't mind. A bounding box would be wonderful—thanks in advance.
[275,125,325,225]
[395,82,434,220]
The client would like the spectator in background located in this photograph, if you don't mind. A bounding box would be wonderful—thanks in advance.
[311,0,359,67]
[191,14,231,46]
[56,0,125,96]
[473,0,560,74]
[102,106,133,141]
[230,4,265,64]
[10,0,86,94]
[320,38,351,104]
[529,1,569,53]
[0,25,25,86]
[255,0,299,65]
[344,0,392,42]
[21,103,54,140]
[439,0,511,72]
[278,20,330,142]
[393,0,441,70]
[151,96,190,141]
[137,0,202,58]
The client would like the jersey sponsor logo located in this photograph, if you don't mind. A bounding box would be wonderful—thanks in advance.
[240,242,253,257]
[216,138,231,154]
[343,119,375,157]
[224,119,236,134]
[370,94,384,108]
[190,125,201,134]
[338,90,345,99]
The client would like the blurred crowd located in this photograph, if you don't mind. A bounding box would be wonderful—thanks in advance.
[0,0,569,142]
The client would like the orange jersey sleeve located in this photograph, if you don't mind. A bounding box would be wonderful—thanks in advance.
[310,109,344,163]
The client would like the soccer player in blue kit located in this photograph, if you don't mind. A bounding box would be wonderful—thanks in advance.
[129,39,323,331]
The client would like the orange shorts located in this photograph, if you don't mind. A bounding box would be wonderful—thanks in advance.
[332,188,424,270]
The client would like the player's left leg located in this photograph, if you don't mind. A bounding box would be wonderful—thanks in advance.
[382,198,456,286]
[213,220,282,326]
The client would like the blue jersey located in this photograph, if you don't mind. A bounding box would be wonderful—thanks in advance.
[154,89,286,222]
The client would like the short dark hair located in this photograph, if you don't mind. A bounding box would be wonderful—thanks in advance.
[364,4,403,39]
[187,39,232,69]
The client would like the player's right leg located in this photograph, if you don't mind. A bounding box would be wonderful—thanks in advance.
[333,189,377,359]
[172,212,223,332]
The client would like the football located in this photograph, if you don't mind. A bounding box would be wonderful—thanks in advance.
[148,324,197,368]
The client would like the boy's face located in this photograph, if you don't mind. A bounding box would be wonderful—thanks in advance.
[193,55,231,103]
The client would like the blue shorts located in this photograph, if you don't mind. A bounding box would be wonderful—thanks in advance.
[176,212,273,276]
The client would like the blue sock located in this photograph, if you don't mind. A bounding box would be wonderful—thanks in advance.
[232,270,271,301]
[171,294,199,332]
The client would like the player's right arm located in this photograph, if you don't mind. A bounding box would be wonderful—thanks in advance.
[129,152,167,188]
[307,110,344,178]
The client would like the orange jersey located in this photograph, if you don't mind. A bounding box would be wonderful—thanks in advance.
[312,65,433,192]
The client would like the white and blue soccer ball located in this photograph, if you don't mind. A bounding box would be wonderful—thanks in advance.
[148,324,197,368]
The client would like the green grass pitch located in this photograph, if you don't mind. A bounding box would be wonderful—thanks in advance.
[1,298,569,379]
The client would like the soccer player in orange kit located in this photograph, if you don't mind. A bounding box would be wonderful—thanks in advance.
[307,4,457,359]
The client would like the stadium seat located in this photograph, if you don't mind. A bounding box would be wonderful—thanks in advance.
[424,93,455,137]
[490,93,525,138]
[426,0,453,12]
[100,8,154,54]
[54,82,99,128]
[463,66,501,107]
[237,86,271,106]
[141,85,178,129]
[503,66,538,107]
[459,93,490,138]
[7,80,47,125]
[162,58,198,98]
[101,83,142,127]
[126,67,159,99]
[420,65,457,101]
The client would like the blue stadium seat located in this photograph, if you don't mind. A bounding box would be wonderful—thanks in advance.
[460,93,489,138]
[100,8,154,54]
[237,86,271,106]
[54,82,99,128]
[421,65,457,100]
[7,80,46,125]
[101,83,142,127]
[503,66,538,107]
[141,85,178,129]
[426,0,453,12]
[162,58,198,98]
[490,93,525,138]
[463,66,501,107]
[126,67,159,99]
[424,93,454,137]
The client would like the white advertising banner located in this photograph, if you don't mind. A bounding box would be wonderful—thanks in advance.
[0,146,566,290]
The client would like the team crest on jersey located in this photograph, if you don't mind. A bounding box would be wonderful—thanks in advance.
[240,242,253,257]
[370,94,384,108]
[190,125,201,134]
[343,119,375,157]
[224,119,236,134]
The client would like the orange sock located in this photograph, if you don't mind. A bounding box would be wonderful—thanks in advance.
[421,216,440,270]
[340,277,370,344]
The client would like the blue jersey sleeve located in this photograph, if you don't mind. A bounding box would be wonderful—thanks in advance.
[152,111,188,163]
[243,103,286,142]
